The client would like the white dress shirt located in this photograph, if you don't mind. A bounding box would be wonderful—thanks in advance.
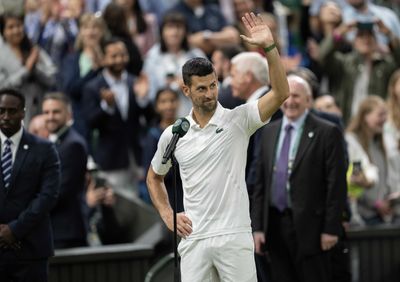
[0,127,23,163]
[101,70,129,121]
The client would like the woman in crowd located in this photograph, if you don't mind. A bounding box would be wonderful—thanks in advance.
[346,96,392,225]
[0,12,56,125]
[143,12,205,116]
[114,0,158,55]
[61,13,107,140]
[140,87,183,211]
[384,70,400,223]
[384,69,400,158]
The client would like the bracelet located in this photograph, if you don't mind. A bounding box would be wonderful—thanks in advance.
[264,43,276,53]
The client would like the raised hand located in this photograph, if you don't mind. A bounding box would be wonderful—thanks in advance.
[100,88,116,106]
[240,12,274,49]
[133,72,149,100]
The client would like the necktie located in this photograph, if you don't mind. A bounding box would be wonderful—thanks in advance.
[272,124,293,211]
[2,139,13,189]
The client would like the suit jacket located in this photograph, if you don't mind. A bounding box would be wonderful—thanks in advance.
[251,113,347,256]
[0,131,60,259]
[50,127,88,244]
[61,51,101,139]
[218,84,244,110]
[82,72,153,171]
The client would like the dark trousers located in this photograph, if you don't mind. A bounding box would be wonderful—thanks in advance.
[266,207,332,282]
[0,256,48,282]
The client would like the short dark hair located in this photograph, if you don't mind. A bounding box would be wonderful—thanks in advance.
[43,92,71,107]
[100,37,126,54]
[0,88,25,109]
[182,57,215,86]
[155,87,179,103]
[217,45,244,60]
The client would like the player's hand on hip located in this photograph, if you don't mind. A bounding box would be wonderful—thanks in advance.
[165,212,192,238]
[253,231,266,255]
[240,12,274,48]
[321,233,338,251]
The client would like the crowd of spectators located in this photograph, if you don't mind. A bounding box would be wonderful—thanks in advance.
[0,0,400,253]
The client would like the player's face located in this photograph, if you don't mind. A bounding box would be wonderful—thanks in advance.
[183,72,218,113]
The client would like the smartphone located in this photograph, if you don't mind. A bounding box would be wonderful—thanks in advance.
[95,176,107,189]
[352,161,362,175]
[357,21,374,31]
[89,168,106,189]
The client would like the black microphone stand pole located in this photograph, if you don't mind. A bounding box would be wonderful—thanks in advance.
[171,154,181,282]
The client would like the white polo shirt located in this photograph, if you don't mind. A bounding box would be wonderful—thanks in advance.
[151,100,268,240]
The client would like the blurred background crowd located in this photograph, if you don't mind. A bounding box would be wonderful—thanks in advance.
[0,0,399,254]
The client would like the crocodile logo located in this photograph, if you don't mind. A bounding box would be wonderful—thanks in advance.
[216,128,224,134]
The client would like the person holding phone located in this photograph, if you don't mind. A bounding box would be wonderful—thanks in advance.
[346,96,392,225]
[317,15,400,123]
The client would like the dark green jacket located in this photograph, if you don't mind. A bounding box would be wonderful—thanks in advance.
[318,35,400,123]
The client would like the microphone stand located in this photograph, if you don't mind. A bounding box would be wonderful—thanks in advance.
[171,155,181,282]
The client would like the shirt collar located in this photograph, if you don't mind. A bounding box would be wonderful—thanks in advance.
[187,102,224,129]
[282,110,309,131]
[48,125,70,143]
[247,85,270,103]
[103,69,128,86]
[0,127,23,147]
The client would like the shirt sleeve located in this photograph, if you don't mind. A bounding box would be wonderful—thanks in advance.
[150,125,174,175]
[233,100,270,137]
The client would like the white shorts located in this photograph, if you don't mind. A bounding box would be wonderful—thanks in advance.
[178,232,257,282]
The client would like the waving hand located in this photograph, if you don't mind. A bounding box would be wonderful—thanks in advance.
[240,12,274,49]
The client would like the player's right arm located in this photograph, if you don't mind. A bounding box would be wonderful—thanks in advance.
[147,166,192,238]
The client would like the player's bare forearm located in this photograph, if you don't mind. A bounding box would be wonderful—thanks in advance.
[241,12,289,122]
[146,166,174,226]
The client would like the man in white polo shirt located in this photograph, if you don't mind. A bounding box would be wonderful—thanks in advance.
[146,12,289,282]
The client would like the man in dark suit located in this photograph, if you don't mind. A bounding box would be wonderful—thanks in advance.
[82,37,153,195]
[230,51,282,192]
[42,93,88,249]
[251,75,347,282]
[0,88,60,282]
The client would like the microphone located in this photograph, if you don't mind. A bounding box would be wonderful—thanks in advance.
[162,117,190,164]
